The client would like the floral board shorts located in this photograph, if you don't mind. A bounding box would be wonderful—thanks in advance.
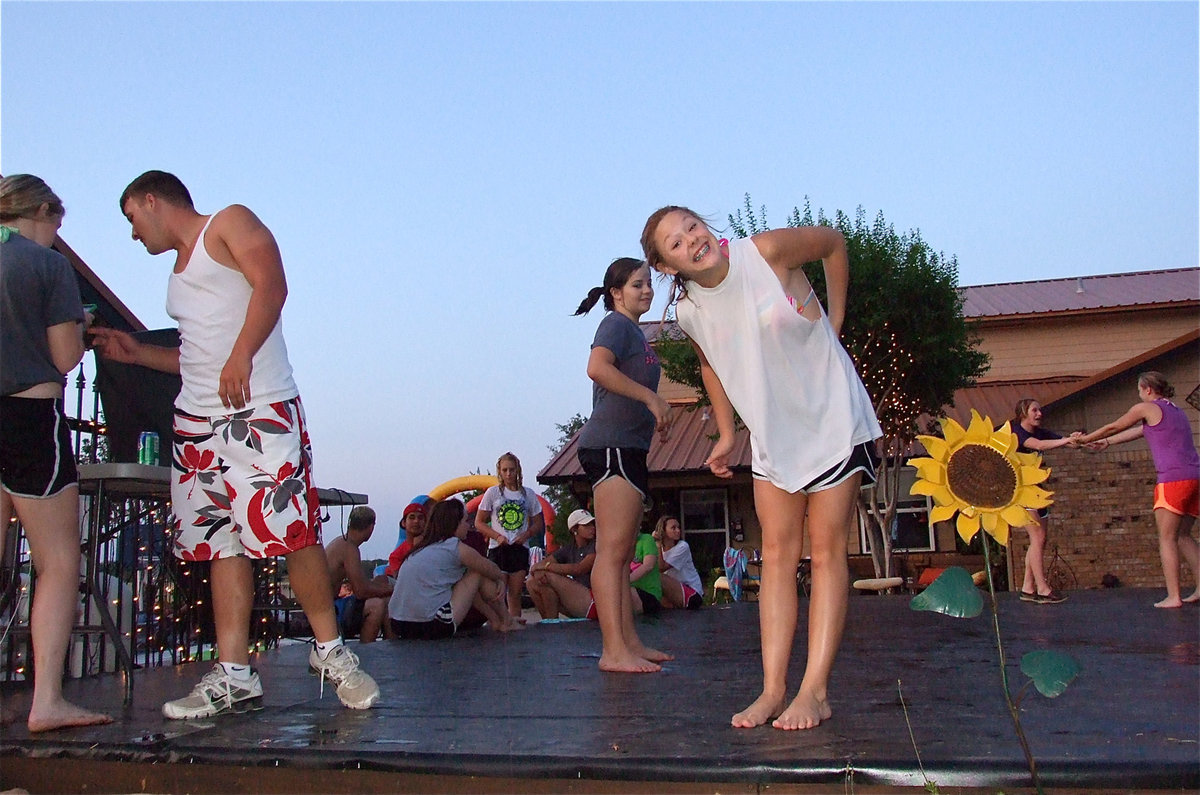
[170,396,322,561]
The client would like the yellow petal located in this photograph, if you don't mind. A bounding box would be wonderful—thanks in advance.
[965,410,992,444]
[910,457,945,485]
[987,518,1011,546]
[918,435,949,461]
[1001,503,1036,528]
[981,511,999,532]
[942,417,967,446]
[930,504,958,523]
[939,416,967,443]
[1016,451,1043,468]
[1019,465,1050,486]
[990,423,1019,456]
[956,511,981,543]
[1017,485,1053,508]
[911,481,953,505]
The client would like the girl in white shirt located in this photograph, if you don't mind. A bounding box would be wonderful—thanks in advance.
[653,517,703,609]
[642,206,881,731]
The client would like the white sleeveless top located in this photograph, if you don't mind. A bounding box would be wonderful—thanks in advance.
[675,237,881,492]
[166,212,298,416]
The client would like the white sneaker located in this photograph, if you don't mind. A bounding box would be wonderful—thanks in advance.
[308,644,380,709]
[162,664,263,719]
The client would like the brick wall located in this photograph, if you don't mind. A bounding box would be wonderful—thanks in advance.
[1008,447,1193,592]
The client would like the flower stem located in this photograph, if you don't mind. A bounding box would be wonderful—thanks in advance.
[982,534,1043,794]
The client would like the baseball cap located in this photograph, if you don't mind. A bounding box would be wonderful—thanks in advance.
[567,509,595,530]
[403,498,430,518]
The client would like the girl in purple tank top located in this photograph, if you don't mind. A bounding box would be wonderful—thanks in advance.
[1077,372,1200,608]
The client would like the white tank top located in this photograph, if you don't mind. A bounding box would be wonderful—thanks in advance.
[166,212,298,415]
[675,237,881,492]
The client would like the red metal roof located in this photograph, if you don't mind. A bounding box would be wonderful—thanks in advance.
[942,376,1087,428]
[961,268,1198,319]
[538,403,753,482]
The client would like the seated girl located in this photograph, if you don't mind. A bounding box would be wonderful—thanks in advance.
[388,498,521,639]
[653,516,704,609]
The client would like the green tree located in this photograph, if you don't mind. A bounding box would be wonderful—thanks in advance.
[658,194,990,577]
[543,413,588,546]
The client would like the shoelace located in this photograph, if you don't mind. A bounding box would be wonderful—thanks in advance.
[197,667,238,709]
[314,647,361,698]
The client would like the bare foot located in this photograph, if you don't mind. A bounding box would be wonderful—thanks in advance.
[731,692,785,728]
[1154,596,1184,608]
[27,701,113,733]
[631,644,674,663]
[1182,590,1200,603]
[598,652,661,673]
[772,689,832,731]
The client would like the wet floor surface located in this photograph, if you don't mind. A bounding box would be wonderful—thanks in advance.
[2,587,1197,791]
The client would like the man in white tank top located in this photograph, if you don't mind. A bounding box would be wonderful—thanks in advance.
[91,171,378,718]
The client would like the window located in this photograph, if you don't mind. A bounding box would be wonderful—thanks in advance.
[859,465,935,553]
[679,489,729,574]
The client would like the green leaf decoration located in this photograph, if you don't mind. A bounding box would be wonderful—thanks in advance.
[1020,649,1081,698]
[909,566,984,618]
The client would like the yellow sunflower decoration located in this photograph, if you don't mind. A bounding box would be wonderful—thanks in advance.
[909,410,1052,546]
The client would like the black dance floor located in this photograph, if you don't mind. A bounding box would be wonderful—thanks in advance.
[2,587,1198,793]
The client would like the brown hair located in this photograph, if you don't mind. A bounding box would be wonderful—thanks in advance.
[640,205,712,312]
[574,257,647,315]
[1013,398,1039,423]
[0,174,65,223]
[1137,371,1174,399]
[120,170,194,211]
[416,499,465,550]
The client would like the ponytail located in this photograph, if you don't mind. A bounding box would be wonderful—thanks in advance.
[574,286,606,316]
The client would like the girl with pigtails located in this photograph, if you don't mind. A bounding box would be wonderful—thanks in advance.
[573,257,672,673]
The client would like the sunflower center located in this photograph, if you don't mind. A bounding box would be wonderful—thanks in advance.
[945,443,1018,509]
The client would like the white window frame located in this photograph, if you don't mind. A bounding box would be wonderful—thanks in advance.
[679,488,729,550]
[859,465,935,553]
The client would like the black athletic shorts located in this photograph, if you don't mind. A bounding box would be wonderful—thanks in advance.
[391,602,456,640]
[0,397,78,498]
[578,447,651,505]
[635,588,661,616]
[753,441,879,495]
[488,543,531,574]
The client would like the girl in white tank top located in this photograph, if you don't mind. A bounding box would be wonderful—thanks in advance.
[643,205,881,733]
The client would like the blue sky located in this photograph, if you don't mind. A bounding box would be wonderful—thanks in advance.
[3,2,1196,560]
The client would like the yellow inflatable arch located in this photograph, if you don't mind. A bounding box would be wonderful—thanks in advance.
[427,475,499,502]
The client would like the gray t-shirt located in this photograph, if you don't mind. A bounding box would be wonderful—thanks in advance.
[552,538,597,589]
[577,312,661,450]
[388,538,465,622]
[0,233,84,395]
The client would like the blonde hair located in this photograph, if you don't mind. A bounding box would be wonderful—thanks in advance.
[653,515,681,546]
[497,452,523,492]
[0,174,65,223]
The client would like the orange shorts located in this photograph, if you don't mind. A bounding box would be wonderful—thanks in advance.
[1153,479,1200,517]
